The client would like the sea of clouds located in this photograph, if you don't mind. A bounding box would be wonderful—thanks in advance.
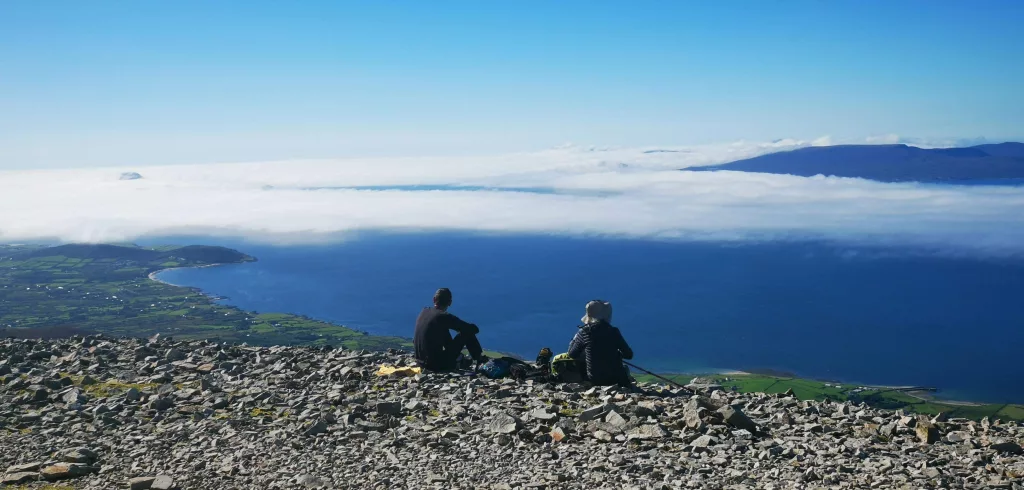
[2,138,1023,256]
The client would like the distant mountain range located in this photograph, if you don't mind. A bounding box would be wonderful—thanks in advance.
[685,142,1024,183]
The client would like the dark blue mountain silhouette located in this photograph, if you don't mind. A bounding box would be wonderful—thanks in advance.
[685,142,1024,182]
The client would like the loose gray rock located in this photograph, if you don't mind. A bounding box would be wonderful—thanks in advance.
[151,474,174,490]
[991,441,1023,455]
[62,388,85,404]
[57,447,98,464]
[2,472,38,485]
[129,476,157,489]
[717,404,757,432]
[296,473,326,487]
[579,404,609,422]
[375,401,402,416]
[6,462,42,473]
[530,408,558,422]
[692,435,718,448]
[626,424,668,440]
[488,413,522,434]
[604,410,628,428]
[302,419,329,436]
[125,387,142,402]
[593,430,613,442]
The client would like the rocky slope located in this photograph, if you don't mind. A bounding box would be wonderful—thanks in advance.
[1,336,1022,489]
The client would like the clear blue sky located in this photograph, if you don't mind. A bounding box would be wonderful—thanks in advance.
[1,0,1022,169]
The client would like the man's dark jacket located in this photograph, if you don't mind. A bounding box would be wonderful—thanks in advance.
[567,320,634,385]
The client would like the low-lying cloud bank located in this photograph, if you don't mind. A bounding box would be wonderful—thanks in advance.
[2,139,1023,256]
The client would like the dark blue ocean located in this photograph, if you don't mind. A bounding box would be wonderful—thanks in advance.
[154,233,1024,403]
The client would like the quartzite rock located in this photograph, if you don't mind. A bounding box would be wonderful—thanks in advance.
[626,424,669,440]
[488,413,522,434]
[530,408,558,422]
[917,423,941,444]
[692,435,718,448]
[151,474,175,490]
[40,462,98,481]
[130,476,158,489]
[604,410,628,428]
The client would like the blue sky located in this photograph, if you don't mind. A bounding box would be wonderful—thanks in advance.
[1,1,1022,169]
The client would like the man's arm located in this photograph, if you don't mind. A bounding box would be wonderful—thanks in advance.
[613,328,634,360]
[443,313,480,336]
[567,331,585,359]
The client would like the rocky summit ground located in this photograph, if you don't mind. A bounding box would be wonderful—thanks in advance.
[1,337,1022,490]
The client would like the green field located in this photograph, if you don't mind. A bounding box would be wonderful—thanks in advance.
[0,243,410,351]
[634,372,1024,422]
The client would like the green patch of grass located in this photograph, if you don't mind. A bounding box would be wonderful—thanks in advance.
[256,313,292,321]
[634,372,1024,422]
[250,407,284,418]
[997,405,1024,421]
[62,374,157,398]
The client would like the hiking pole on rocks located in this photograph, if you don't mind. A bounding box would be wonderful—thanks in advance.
[624,361,694,394]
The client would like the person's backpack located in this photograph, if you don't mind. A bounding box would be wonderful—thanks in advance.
[536,347,553,373]
[550,353,584,383]
[478,358,511,379]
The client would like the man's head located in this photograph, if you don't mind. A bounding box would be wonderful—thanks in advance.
[433,288,453,310]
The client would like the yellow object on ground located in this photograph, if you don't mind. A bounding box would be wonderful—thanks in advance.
[375,365,422,377]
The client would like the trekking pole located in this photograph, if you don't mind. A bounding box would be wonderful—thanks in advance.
[623,361,694,394]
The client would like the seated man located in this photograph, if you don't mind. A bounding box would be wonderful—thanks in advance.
[414,288,485,371]
[567,299,634,386]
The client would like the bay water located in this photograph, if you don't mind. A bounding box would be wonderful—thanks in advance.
[155,233,1024,403]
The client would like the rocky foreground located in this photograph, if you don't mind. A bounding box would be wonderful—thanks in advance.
[1,337,1022,490]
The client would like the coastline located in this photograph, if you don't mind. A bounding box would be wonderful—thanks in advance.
[148,262,228,286]
[145,260,400,342]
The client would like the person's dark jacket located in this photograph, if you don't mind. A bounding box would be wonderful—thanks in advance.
[414,307,479,370]
[567,320,634,385]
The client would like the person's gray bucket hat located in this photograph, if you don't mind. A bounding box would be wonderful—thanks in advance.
[581,300,612,325]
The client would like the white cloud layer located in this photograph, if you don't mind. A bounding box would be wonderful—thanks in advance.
[2,139,1023,256]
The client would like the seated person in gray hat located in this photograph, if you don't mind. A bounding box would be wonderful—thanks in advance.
[414,288,486,371]
[568,300,634,386]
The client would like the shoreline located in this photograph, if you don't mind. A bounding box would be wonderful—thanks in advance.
[148,262,228,286]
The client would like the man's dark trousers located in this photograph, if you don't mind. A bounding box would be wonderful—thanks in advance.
[440,331,483,370]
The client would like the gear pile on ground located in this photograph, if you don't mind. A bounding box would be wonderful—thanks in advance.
[1,336,1022,489]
